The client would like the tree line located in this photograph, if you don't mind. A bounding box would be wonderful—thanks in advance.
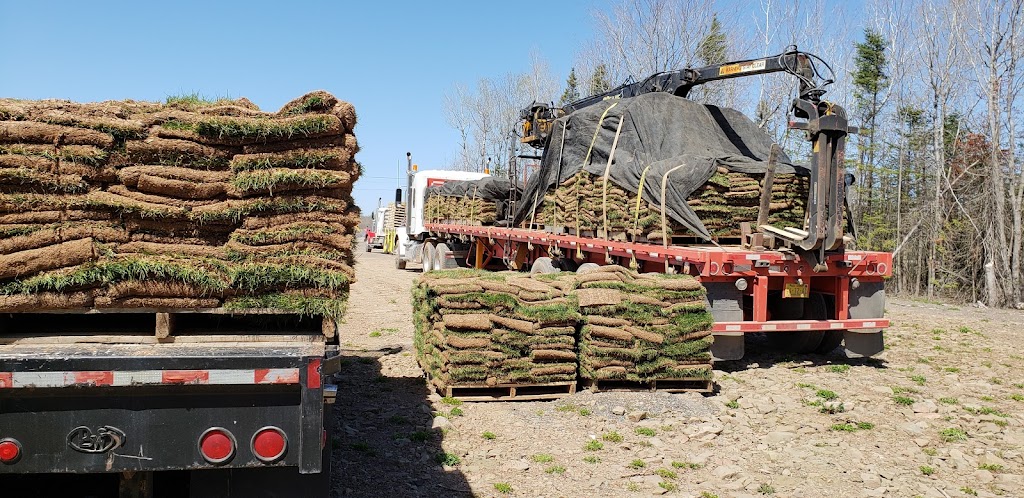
[443,0,1024,308]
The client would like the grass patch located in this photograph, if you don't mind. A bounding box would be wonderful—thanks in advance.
[893,395,915,406]
[1010,394,1024,401]
[532,453,554,463]
[578,407,592,416]
[978,463,1003,472]
[232,168,345,194]
[939,397,959,405]
[493,482,512,494]
[583,455,601,464]
[943,367,961,373]
[436,452,461,466]
[655,469,677,479]
[830,421,873,432]
[634,427,656,437]
[758,483,776,495]
[923,447,937,456]
[409,431,432,442]
[964,406,1008,417]
[659,482,678,492]
[601,431,623,442]
[481,431,496,440]
[725,399,740,409]
[441,396,463,406]
[826,364,850,373]
[545,465,566,474]
[816,389,838,401]
[628,459,646,469]
[939,428,968,442]
[920,465,935,476]
[672,461,702,469]
[910,375,927,385]
[448,407,464,417]
[584,440,604,451]
[961,486,978,496]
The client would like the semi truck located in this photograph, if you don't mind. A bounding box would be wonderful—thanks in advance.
[395,48,892,360]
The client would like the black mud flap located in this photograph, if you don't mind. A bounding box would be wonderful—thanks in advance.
[844,281,885,358]
[705,283,744,361]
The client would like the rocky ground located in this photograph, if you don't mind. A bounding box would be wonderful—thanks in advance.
[332,247,1024,498]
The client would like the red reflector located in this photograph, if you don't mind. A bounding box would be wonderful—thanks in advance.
[0,438,21,464]
[251,427,287,463]
[199,429,235,464]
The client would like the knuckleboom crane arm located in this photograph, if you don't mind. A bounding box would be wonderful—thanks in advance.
[518,46,857,255]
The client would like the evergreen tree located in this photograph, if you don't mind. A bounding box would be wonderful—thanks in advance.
[851,28,889,235]
[589,64,611,96]
[559,68,580,105]
[696,15,728,66]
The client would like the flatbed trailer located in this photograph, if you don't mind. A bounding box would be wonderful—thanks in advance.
[420,223,891,360]
[0,308,340,498]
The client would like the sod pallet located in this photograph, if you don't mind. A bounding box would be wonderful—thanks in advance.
[413,269,581,398]
[0,91,360,322]
[575,265,714,385]
[528,169,808,241]
[424,195,497,225]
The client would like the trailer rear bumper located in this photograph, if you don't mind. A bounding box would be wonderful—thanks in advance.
[711,318,889,333]
[0,344,334,475]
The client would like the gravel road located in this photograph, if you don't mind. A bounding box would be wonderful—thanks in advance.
[332,246,1024,498]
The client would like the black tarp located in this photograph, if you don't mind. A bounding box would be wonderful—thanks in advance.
[425,177,522,222]
[513,92,807,240]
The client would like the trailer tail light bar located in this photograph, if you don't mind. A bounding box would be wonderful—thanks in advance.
[198,428,236,465]
[0,368,301,389]
[712,318,889,333]
[0,438,22,464]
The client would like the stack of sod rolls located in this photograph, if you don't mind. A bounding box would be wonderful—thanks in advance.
[0,91,360,318]
[413,266,715,391]
[412,270,580,389]
[530,168,808,239]
[575,265,714,382]
[424,195,497,225]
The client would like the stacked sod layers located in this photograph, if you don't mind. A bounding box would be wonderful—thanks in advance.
[0,91,359,317]
[412,267,713,390]
[413,270,580,389]
[515,92,810,241]
[424,177,519,225]
[574,266,713,382]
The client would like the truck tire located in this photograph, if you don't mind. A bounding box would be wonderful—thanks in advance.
[530,257,560,275]
[422,242,436,272]
[365,242,372,252]
[766,294,826,353]
[434,243,458,270]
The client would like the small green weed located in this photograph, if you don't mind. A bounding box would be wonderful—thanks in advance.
[493,482,512,494]
[436,452,461,466]
[583,455,601,463]
[923,447,937,456]
[826,364,850,373]
[700,492,720,498]
[816,389,838,401]
[940,428,968,442]
[448,407,464,417]
[659,482,679,492]
[546,465,566,474]
[1010,394,1024,401]
[629,459,646,469]
[578,408,592,416]
[441,396,463,406]
[655,469,678,479]
[635,427,656,437]
[585,440,604,451]
[672,461,702,469]
[602,431,623,442]
[943,367,961,373]
[910,375,927,385]
[939,397,959,405]
[725,399,740,409]
[978,463,1003,472]
[532,453,554,463]
[758,483,776,495]
[961,486,978,496]
[893,396,914,406]
[481,431,496,440]
[920,465,935,475]
[626,482,641,492]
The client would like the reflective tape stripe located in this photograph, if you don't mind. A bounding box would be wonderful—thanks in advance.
[0,368,302,388]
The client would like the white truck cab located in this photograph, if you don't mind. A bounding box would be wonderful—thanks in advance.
[395,168,489,269]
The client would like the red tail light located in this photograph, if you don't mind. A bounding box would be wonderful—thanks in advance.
[0,438,22,464]
[251,427,287,463]
[198,428,235,464]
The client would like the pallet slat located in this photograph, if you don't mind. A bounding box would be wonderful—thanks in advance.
[581,378,712,393]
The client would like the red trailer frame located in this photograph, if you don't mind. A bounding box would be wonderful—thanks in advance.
[426,223,891,334]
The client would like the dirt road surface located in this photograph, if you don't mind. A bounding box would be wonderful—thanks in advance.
[332,247,1024,498]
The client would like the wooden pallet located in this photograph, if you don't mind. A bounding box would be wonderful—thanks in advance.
[0,308,335,345]
[428,377,577,402]
[581,378,713,393]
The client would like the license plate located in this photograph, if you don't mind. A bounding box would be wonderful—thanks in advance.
[783,283,809,299]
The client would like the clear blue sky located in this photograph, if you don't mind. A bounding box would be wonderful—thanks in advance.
[0,0,600,212]
[0,1,865,213]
